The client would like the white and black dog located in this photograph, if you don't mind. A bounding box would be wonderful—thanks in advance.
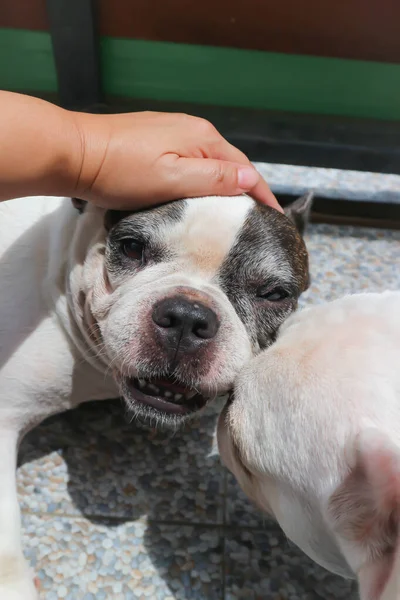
[0,192,311,598]
[219,292,400,600]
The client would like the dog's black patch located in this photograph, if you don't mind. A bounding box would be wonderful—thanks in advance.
[104,200,186,233]
[218,203,309,350]
[104,209,132,232]
[105,200,186,274]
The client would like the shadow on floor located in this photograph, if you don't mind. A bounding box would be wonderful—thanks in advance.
[18,400,358,599]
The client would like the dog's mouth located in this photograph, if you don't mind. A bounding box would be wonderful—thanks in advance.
[123,375,209,415]
[225,390,234,407]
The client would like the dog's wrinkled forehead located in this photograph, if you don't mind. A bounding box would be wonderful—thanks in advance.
[105,195,305,282]
[104,199,186,239]
[106,196,253,269]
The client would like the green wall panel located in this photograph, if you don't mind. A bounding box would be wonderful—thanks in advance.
[1,28,400,121]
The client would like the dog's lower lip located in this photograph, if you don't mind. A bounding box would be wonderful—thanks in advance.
[124,377,208,415]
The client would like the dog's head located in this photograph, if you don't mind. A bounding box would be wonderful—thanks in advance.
[218,292,400,600]
[69,193,311,427]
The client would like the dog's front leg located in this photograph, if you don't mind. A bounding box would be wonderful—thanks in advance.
[0,429,37,600]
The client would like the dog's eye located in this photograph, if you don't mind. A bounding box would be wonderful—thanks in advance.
[257,286,289,302]
[120,238,145,261]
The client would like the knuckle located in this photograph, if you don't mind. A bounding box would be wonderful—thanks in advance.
[194,117,216,136]
[175,112,190,120]
[211,163,228,186]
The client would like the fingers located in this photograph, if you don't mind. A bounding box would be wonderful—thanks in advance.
[210,143,283,211]
[166,156,282,211]
[249,178,283,212]
[186,128,283,212]
[206,136,253,166]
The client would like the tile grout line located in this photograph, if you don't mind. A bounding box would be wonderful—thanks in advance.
[20,507,268,533]
[221,467,228,600]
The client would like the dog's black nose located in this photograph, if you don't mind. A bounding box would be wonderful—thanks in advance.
[152,296,220,348]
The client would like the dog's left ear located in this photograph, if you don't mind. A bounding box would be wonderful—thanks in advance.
[71,198,87,214]
[284,192,313,236]
[328,429,400,600]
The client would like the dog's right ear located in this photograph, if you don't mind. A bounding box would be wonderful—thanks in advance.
[71,198,87,214]
[284,192,313,236]
[328,429,400,600]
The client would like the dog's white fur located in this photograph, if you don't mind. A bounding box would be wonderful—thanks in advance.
[0,195,254,597]
[218,292,400,600]
[0,197,117,599]
[0,193,309,597]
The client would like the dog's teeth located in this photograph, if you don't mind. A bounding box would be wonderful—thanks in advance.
[164,391,172,398]
[138,379,146,388]
[174,393,183,402]
[148,384,160,394]
[186,390,196,399]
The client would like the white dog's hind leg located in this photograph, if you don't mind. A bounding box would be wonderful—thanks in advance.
[0,430,38,600]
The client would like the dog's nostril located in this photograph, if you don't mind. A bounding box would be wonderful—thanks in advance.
[193,315,218,339]
[152,296,219,341]
[154,310,178,329]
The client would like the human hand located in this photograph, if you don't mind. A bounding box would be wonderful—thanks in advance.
[71,110,282,211]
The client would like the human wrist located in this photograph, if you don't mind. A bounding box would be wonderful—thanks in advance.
[44,104,86,198]
[66,110,113,202]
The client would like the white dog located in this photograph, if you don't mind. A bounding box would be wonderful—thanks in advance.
[0,192,311,598]
[219,291,400,600]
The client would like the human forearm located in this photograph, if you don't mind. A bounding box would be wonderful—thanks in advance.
[0,92,81,201]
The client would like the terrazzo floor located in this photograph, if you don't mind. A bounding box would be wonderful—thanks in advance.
[18,186,400,599]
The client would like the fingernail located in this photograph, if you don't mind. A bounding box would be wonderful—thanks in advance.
[238,166,260,189]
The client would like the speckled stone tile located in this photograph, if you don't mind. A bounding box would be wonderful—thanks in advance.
[23,514,223,600]
[225,473,265,529]
[224,526,358,600]
[301,224,400,307]
[227,222,400,528]
[18,400,224,524]
[255,162,400,203]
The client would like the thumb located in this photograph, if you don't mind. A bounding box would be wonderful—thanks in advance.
[170,157,282,210]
